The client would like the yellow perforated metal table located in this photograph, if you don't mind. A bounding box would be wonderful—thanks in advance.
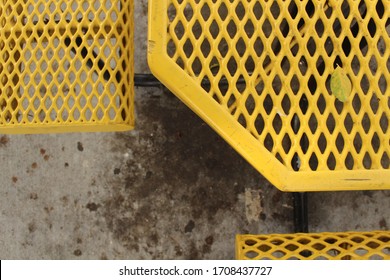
[0,0,134,133]
[148,0,390,192]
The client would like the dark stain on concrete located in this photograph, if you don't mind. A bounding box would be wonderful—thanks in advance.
[28,222,36,233]
[184,220,195,233]
[0,135,9,147]
[30,193,38,200]
[103,92,280,259]
[77,142,84,152]
[86,202,100,212]
[379,218,387,229]
[73,249,82,256]
[12,176,18,183]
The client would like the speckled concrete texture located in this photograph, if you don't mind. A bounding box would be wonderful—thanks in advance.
[0,0,388,260]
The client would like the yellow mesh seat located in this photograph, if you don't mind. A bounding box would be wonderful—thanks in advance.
[148,0,390,191]
[0,0,134,133]
[236,231,390,260]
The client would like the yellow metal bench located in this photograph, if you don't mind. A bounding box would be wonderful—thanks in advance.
[0,0,134,133]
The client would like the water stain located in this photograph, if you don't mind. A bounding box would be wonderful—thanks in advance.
[103,93,276,259]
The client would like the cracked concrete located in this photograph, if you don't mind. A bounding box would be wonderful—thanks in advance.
[0,0,389,259]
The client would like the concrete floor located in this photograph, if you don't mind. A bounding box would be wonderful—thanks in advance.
[0,1,389,259]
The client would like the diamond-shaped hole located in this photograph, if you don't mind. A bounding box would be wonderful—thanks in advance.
[371,133,380,153]
[380,112,388,133]
[262,18,272,38]
[282,134,291,154]
[327,152,336,170]
[318,133,327,154]
[245,251,259,259]
[264,133,274,152]
[290,75,300,95]
[345,152,354,170]
[363,152,372,169]
[369,56,378,75]
[263,94,273,115]
[280,19,289,37]
[271,250,287,258]
[341,0,350,18]
[336,133,344,154]
[368,18,377,37]
[281,94,291,115]
[209,20,219,39]
[192,57,202,76]
[244,56,254,74]
[227,20,237,39]
[270,1,280,19]
[258,244,271,252]
[174,20,185,40]
[307,37,316,56]
[300,133,309,154]
[352,94,361,114]
[244,20,254,38]
[272,75,282,95]
[235,1,245,20]
[255,115,265,136]
[273,114,282,134]
[254,37,264,57]
[245,94,255,115]
[362,113,371,133]
[200,3,210,21]
[309,153,318,170]
[192,20,202,40]
[381,152,389,168]
[218,2,228,21]
[378,74,386,94]
[308,114,317,134]
[360,37,368,56]
[183,4,193,22]
[344,113,353,133]
[351,55,360,75]
[325,37,334,56]
[332,18,341,37]
[298,56,308,76]
[200,39,210,58]
[183,39,193,58]
[353,133,362,154]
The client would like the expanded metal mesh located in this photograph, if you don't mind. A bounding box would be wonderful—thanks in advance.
[0,0,134,133]
[149,0,390,191]
[236,231,390,260]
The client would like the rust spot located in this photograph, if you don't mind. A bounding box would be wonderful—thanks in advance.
[40,148,46,155]
[76,238,83,244]
[44,155,50,161]
[12,176,18,183]
[31,162,38,169]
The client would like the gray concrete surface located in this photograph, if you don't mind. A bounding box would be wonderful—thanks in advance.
[0,0,389,259]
